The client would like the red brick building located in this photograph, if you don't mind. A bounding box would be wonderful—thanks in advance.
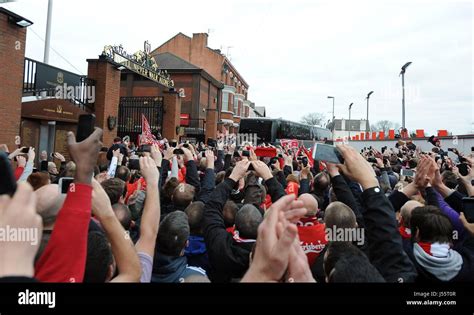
[152,52,223,142]
[151,33,254,134]
[0,8,31,150]
[1,7,183,162]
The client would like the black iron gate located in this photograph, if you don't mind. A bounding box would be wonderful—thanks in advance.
[117,96,164,144]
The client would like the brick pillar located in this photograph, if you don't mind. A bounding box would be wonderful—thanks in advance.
[87,57,121,146]
[0,11,28,149]
[162,90,181,140]
[205,109,218,141]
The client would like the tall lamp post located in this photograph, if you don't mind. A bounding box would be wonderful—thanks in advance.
[327,96,335,122]
[43,0,54,64]
[400,62,412,129]
[366,91,373,130]
[348,102,353,139]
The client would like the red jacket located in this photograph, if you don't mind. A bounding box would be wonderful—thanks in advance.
[297,217,327,266]
[35,183,92,282]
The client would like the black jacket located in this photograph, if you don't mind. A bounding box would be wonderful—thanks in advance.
[360,187,417,282]
[203,178,254,282]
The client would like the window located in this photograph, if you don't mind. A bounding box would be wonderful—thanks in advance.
[222,92,229,111]
[234,95,239,115]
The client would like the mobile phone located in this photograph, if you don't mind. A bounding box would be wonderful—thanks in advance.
[302,157,308,167]
[312,143,344,164]
[367,157,377,163]
[76,114,96,142]
[401,168,415,177]
[207,138,217,148]
[21,147,30,154]
[0,152,17,196]
[183,143,190,149]
[58,177,74,194]
[458,163,469,176]
[173,148,184,155]
[170,141,177,148]
[242,150,250,157]
[447,148,454,152]
[139,145,151,153]
[462,197,474,223]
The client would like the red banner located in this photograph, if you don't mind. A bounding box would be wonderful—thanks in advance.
[280,139,299,149]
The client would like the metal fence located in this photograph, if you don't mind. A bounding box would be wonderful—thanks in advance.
[117,96,164,144]
[23,57,95,112]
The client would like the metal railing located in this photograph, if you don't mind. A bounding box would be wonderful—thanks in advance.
[23,58,95,112]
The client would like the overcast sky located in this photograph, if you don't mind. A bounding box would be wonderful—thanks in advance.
[2,0,473,135]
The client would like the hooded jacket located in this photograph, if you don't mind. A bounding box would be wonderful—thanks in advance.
[151,252,206,283]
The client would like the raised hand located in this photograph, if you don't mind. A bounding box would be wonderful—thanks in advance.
[229,160,251,182]
[67,128,103,185]
[337,144,378,190]
[241,195,307,282]
[0,182,42,278]
[205,149,215,169]
[251,160,273,181]
[16,155,27,168]
[139,156,159,184]
[150,143,162,168]
[53,152,66,162]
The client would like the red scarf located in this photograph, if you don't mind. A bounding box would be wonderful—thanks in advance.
[399,226,411,239]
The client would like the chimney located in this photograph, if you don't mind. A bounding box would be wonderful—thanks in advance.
[192,33,208,48]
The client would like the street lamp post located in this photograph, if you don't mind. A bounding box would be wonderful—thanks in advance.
[400,62,412,129]
[327,96,335,122]
[43,0,54,64]
[366,91,373,130]
[348,102,353,139]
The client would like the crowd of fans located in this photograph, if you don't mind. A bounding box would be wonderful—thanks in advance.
[1,129,474,283]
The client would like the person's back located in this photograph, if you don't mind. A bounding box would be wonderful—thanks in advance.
[152,252,206,283]
[151,211,207,283]
[184,202,211,274]
[408,206,474,282]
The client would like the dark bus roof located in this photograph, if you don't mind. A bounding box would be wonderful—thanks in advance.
[241,117,329,130]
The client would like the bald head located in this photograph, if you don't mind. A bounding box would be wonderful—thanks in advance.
[324,201,357,229]
[35,184,66,228]
[235,204,263,239]
[400,200,423,227]
[298,193,319,217]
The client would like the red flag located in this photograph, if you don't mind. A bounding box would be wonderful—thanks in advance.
[140,114,160,146]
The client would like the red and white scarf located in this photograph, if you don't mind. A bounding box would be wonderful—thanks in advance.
[232,229,256,243]
[417,242,450,258]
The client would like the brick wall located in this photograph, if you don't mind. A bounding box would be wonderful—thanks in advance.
[87,58,121,146]
[0,12,27,149]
